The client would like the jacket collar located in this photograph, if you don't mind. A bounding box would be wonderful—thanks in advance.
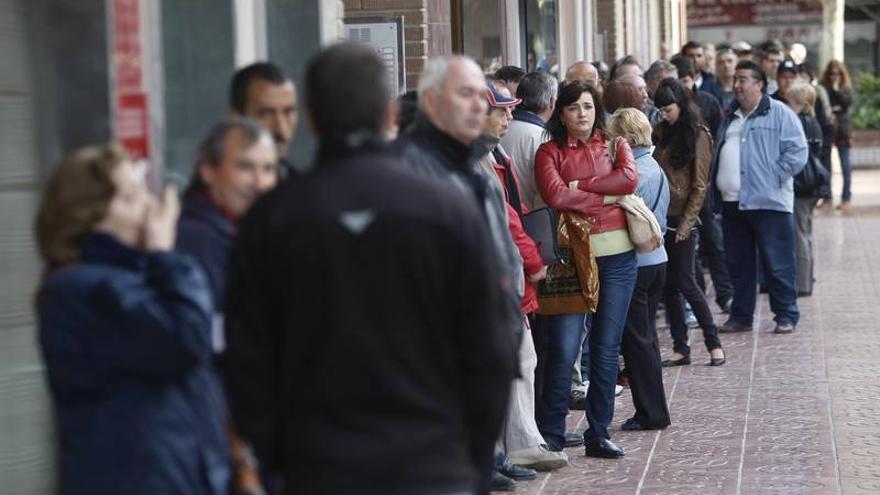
[512,109,546,128]
[565,129,605,149]
[181,191,237,236]
[410,117,483,173]
[727,94,771,122]
[80,232,147,272]
[632,145,652,159]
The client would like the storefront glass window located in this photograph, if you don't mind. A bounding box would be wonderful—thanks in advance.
[524,0,558,76]
[461,1,504,74]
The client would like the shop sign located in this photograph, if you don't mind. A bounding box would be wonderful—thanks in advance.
[687,0,822,28]
[111,0,151,163]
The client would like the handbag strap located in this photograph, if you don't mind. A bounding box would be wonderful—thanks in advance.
[651,172,666,212]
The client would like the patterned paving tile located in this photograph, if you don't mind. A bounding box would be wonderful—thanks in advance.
[512,213,880,494]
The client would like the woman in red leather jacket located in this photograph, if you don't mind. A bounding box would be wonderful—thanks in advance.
[533,81,639,459]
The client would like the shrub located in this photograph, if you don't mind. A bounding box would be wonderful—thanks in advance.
[852,72,880,129]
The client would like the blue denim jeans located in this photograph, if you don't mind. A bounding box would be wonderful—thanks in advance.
[583,250,638,441]
[838,143,852,202]
[533,312,586,450]
[534,251,638,445]
[721,203,799,326]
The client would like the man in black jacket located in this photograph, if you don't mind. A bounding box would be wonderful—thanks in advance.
[222,44,514,495]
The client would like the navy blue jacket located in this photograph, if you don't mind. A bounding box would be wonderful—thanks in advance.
[37,234,231,495]
[176,192,236,309]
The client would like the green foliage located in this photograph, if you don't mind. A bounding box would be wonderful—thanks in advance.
[852,72,880,130]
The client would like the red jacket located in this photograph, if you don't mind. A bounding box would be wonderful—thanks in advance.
[534,130,637,233]
[491,150,542,314]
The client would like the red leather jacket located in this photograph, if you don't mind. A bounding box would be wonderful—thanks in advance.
[534,130,638,233]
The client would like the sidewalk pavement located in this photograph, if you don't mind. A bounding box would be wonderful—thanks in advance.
[508,168,880,494]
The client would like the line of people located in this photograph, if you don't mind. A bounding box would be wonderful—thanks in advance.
[32,38,849,495]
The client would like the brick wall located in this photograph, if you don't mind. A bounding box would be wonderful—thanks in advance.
[595,0,621,61]
[343,0,451,90]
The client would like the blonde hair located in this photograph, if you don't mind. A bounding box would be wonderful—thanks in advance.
[607,108,653,148]
[36,144,128,269]
[786,83,816,116]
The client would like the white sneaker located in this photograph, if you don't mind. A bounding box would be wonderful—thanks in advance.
[615,384,624,396]
[507,445,569,471]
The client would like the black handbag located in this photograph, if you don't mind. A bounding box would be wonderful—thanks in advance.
[794,155,830,198]
[522,207,565,265]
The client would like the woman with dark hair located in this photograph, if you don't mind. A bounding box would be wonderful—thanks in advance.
[534,81,639,459]
[652,78,726,367]
[35,145,231,494]
[820,59,855,212]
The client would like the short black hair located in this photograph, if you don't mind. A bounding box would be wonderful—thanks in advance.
[681,41,703,55]
[609,55,641,80]
[306,42,391,146]
[495,65,526,83]
[229,62,290,113]
[516,71,556,114]
[670,55,696,79]
[735,60,768,94]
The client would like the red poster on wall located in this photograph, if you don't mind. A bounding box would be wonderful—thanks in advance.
[111,0,150,162]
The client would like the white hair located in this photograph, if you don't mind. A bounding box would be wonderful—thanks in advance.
[417,56,481,106]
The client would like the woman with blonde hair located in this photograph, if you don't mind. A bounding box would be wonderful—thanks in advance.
[820,59,855,211]
[786,84,828,296]
[35,144,231,494]
[606,108,672,431]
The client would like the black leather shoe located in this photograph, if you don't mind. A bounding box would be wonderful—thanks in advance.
[719,320,753,333]
[490,470,516,491]
[498,459,537,481]
[661,355,691,367]
[564,432,584,448]
[584,438,625,459]
[621,418,645,431]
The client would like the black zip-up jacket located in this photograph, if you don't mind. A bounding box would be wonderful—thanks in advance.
[222,141,514,495]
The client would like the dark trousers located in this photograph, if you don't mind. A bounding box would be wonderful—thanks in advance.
[721,202,799,326]
[696,208,733,306]
[622,263,671,428]
[664,229,722,356]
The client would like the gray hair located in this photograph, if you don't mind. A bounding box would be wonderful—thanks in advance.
[645,59,676,84]
[516,71,557,114]
[187,117,269,193]
[417,56,482,106]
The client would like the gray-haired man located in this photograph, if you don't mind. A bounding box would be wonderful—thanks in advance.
[500,71,557,211]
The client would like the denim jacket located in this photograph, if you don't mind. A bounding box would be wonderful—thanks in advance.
[710,95,808,213]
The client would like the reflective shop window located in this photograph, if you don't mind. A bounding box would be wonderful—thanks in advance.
[524,0,558,76]
[461,1,504,74]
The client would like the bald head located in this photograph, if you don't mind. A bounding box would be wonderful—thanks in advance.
[565,61,599,87]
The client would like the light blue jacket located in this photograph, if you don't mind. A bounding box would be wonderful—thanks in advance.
[710,95,808,213]
[633,146,669,267]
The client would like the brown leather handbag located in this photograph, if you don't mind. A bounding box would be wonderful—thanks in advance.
[536,212,599,315]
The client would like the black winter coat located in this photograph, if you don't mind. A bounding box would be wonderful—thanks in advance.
[222,143,514,495]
